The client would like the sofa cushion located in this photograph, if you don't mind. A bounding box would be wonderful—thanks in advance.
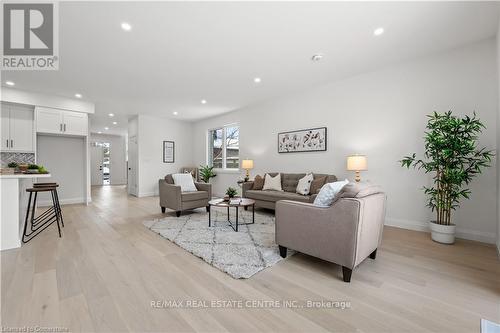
[281,173,306,192]
[172,173,197,192]
[181,191,208,202]
[252,175,264,190]
[310,176,327,194]
[164,174,174,184]
[313,179,349,207]
[296,173,314,195]
[245,190,310,203]
[341,182,383,198]
[263,173,283,191]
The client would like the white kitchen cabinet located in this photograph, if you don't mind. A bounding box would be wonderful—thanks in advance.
[35,107,88,136]
[0,103,34,152]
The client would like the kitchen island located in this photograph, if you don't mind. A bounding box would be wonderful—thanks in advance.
[0,173,51,251]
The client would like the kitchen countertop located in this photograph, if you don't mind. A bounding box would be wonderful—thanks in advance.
[0,173,51,179]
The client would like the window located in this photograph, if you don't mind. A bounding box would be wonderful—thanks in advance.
[208,125,239,169]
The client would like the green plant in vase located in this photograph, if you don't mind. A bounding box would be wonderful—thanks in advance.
[7,162,18,168]
[225,187,238,199]
[199,165,217,183]
[400,111,493,244]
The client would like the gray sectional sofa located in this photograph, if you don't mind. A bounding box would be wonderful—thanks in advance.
[242,172,337,209]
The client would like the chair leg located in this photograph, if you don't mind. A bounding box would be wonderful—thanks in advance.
[22,192,33,243]
[176,211,181,217]
[369,249,377,260]
[161,207,166,213]
[54,190,64,227]
[278,245,287,258]
[51,190,62,238]
[244,206,248,211]
[206,206,210,212]
[342,266,352,283]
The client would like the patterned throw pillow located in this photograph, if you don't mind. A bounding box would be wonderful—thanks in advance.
[310,176,327,194]
[313,179,350,207]
[262,173,283,191]
[252,175,264,190]
[296,173,314,195]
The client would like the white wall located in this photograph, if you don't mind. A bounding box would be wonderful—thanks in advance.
[136,115,193,197]
[497,20,500,253]
[90,133,127,185]
[1,87,95,114]
[37,135,86,204]
[193,38,498,244]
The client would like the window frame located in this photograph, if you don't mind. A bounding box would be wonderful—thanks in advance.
[207,123,240,171]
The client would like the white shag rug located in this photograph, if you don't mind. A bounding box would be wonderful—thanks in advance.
[143,207,289,279]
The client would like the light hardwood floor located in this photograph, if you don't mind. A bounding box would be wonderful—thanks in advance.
[1,185,499,332]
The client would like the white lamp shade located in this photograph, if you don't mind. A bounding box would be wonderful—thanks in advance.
[347,155,367,171]
[241,159,254,169]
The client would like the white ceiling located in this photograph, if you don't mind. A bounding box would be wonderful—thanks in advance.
[2,1,499,134]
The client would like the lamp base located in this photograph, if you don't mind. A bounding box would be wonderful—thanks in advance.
[354,171,361,182]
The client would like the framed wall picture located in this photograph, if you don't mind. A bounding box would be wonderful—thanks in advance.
[278,127,327,153]
[163,141,175,163]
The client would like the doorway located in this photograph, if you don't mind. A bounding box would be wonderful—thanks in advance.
[91,142,111,186]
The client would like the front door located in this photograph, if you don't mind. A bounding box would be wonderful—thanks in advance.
[91,144,103,186]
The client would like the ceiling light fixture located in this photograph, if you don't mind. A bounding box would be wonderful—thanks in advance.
[121,22,132,31]
[104,127,109,130]
[112,121,117,125]
[98,131,102,134]
[311,54,323,62]
[254,77,261,83]
[108,113,114,117]
[5,81,15,86]
[173,111,178,115]
[74,93,82,98]
[201,99,207,104]
[373,27,384,36]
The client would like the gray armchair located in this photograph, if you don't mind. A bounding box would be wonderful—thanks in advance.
[275,183,386,282]
[159,174,212,217]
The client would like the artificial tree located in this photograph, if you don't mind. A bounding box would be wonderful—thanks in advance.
[199,165,217,183]
[401,111,493,227]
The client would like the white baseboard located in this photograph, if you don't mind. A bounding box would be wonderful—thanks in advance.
[385,217,496,245]
[38,197,85,206]
[138,191,157,198]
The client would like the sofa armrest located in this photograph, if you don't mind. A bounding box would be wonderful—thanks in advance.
[275,199,361,268]
[195,182,212,199]
[242,181,254,197]
[159,179,182,210]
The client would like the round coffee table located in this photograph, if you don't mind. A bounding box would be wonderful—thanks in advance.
[208,198,256,232]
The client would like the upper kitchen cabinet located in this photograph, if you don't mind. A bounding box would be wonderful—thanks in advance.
[1,103,34,152]
[36,107,88,136]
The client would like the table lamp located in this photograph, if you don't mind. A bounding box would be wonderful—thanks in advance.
[241,159,254,182]
[347,155,367,182]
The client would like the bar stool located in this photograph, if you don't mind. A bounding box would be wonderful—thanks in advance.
[33,182,64,228]
[22,186,62,243]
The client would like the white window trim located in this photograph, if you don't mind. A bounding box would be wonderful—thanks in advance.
[207,123,239,171]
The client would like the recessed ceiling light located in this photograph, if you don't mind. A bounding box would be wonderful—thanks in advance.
[108,113,114,117]
[121,22,132,31]
[5,81,15,86]
[112,121,117,125]
[254,77,261,83]
[311,54,323,62]
[104,127,109,130]
[373,27,384,36]
[173,111,178,115]
[74,93,82,98]
[98,131,102,134]
[201,99,207,104]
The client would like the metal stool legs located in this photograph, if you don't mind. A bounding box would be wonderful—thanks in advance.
[22,186,62,243]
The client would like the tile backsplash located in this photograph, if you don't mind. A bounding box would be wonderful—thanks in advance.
[0,152,35,167]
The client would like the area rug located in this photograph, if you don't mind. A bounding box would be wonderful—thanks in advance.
[143,207,289,279]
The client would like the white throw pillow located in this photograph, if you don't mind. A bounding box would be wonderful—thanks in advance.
[172,173,197,192]
[313,179,350,207]
[263,173,283,191]
[296,173,314,195]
